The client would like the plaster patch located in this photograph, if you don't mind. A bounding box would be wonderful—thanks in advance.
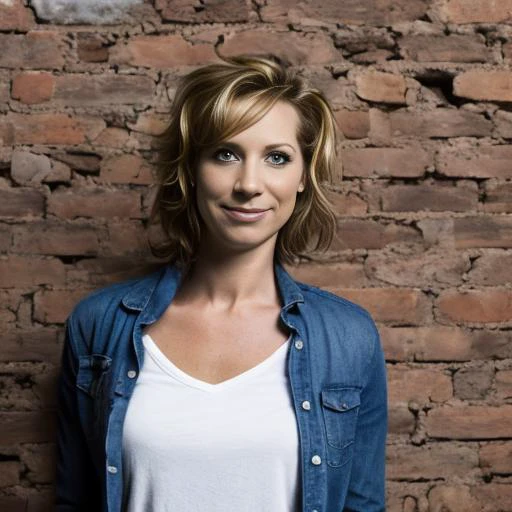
[30,0,143,24]
[0,0,16,6]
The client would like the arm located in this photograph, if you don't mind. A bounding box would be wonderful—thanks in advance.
[55,319,102,511]
[344,321,388,511]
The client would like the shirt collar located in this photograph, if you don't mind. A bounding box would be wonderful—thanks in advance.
[121,260,304,317]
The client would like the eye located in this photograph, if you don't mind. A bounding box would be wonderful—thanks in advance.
[266,152,291,166]
[213,149,238,162]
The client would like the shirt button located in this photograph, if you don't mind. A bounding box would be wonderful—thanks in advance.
[127,370,137,378]
[311,455,322,465]
[107,465,118,474]
[301,400,311,411]
[294,340,304,350]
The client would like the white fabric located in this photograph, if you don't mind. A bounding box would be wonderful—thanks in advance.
[121,332,301,512]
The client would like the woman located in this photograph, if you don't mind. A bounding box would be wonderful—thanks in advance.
[56,54,387,512]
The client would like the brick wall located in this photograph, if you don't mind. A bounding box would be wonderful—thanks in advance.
[1,0,511,510]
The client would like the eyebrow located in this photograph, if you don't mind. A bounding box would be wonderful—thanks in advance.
[219,141,297,154]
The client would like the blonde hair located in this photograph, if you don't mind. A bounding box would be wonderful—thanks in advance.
[149,54,339,269]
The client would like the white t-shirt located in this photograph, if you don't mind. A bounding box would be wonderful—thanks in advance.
[121,333,301,511]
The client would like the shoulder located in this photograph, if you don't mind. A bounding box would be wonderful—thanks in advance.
[299,281,377,332]
[66,267,165,340]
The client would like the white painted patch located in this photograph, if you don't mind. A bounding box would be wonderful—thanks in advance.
[30,0,143,25]
[0,0,16,7]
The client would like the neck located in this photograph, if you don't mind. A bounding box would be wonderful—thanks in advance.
[177,243,281,312]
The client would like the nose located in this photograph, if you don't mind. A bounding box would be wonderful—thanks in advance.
[233,158,264,196]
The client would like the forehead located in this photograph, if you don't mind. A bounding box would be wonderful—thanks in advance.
[225,100,301,144]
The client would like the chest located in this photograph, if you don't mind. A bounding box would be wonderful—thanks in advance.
[143,303,290,385]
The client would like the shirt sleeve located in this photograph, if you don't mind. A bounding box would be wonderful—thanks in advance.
[343,319,388,512]
[55,318,102,511]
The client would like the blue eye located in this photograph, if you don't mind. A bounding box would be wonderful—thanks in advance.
[267,152,291,166]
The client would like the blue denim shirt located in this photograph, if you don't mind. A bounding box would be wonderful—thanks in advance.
[56,262,387,512]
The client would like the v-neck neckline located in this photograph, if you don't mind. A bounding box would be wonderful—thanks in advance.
[142,333,290,393]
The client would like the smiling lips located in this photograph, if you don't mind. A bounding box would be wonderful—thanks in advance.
[222,206,269,222]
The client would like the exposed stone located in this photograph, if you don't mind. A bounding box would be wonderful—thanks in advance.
[30,0,144,25]
[11,150,52,185]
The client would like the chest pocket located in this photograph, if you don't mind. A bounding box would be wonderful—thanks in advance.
[75,354,113,440]
[321,387,361,468]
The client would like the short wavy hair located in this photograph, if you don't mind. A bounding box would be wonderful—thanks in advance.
[149,54,339,269]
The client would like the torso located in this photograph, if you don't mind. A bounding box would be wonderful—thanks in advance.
[144,299,290,385]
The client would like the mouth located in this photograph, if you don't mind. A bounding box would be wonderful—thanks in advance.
[221,205,270,222]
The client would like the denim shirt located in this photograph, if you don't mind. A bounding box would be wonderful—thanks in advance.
[56,262,387,512]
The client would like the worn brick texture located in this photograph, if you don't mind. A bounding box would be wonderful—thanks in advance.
[1,0,511,510]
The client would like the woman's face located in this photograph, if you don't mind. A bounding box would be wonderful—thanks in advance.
[195,100,306,256]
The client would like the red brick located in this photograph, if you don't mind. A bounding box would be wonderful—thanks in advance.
[388,367,452,405]
[342,146,432,178]
[388,405,415,435]
[12,221,101,256]
[428,485,480,511]
[482,181,512,213]
[110,34,215,68]
[127,113,169,136]
[0,31,64,70]
[494,110,512,138]
[220,30,340,66]
[0,188,45,218]
[95,127,132,149]
[480,442,512,474]
[1,329,61,363]
[334,110,370,139]
[48,188,141,219]
[76,33,109,63]
[380,183,477,212]
[333,219,421,250]
[355,71,407,104]
[437,289,512,324]
[53,152,101,173]
[324,189,368,216]
[426,405,512,439]
[454,70,512,102]
[53,74,154,106]
[0,113,106,145]
[399,34,490,62]
[366,249,468,287]
[436,0,512,23]
[330,287,431,324]
[389,109,491,138]
[0,411,56,443]
[261,0,428,26]
[99,154,154,184]
[472,484,512,510]
[11,72,54,105]
[467,252,512,286]
[0,256,65,288]
[0,461,20,487]
[454,216,512,249]
[0,0,34,31]
[437,145,512,179]
[387,444,478,480]
[381,326,512,362]
[34,289,94,324]
[285,262,369,289]
[104,221,148,256]
[155,0,250,22]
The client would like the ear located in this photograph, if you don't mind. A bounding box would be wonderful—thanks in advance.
[297,171,305,193]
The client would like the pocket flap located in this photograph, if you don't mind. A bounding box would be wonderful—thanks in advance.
[76,354,112,397]
[321,387,361,412]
